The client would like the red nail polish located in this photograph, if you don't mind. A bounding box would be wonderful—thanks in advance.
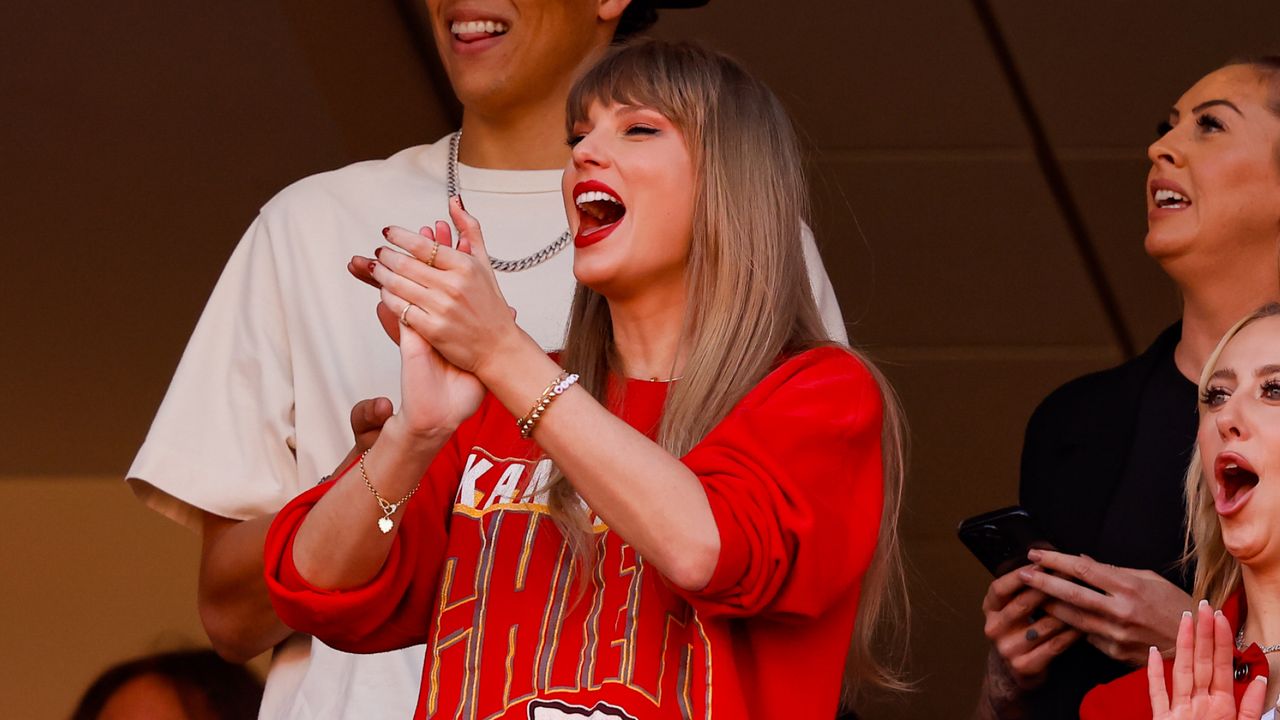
[453,195,465,211]
[374,247,382,259]
[381,226,391,239]
[367,261,376,274]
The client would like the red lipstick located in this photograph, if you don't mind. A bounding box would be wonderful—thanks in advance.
[572,180,626,249]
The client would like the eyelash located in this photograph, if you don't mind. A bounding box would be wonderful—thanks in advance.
[1196,113,1225,132]
[1154,113,1227,139]
[1201,385,1230,406]
[1200,380,1280,406]
[566,124,660,147]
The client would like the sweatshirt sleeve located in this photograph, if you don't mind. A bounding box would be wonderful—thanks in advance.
[1078,662,1162,720]
[263,402,481,654]
[674,347,885,621]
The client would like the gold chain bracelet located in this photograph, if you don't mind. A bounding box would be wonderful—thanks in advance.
[359,449,420,534]
[518,370,579,439]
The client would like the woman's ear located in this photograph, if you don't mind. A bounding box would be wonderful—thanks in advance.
[598,0,631,24]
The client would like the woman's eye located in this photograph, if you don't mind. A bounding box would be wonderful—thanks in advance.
[1196,113,1225,133]
[566,134,586,148]
[1262,380,1280,401]
[625,125,659,137]
[1201,386,1231,407]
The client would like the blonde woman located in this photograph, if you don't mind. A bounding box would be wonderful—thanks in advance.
[1079,303,1280,718]
[262,41,906,719]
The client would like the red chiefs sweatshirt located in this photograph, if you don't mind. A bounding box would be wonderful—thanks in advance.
[264,347,885,719]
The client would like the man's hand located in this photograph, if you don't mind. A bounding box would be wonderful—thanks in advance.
[982,566,1082,688]
[1020,549,1193,664]
[330,397,394,474]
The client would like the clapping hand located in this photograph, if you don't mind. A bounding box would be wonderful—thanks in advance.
[369,207,488,438]
[1149,601,1268,720]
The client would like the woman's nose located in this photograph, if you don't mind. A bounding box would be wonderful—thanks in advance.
[1215,401,1247,440]
[1147,131,1184,168]
[572,131,610,170]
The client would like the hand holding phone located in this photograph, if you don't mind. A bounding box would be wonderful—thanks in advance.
[957,506,1055,577]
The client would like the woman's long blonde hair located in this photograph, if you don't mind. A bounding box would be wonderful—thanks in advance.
[1185,303,1280,605]
[543,40,910,707]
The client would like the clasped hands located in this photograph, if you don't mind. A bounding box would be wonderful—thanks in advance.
[347,197,526,438]
[984,548,1193,688]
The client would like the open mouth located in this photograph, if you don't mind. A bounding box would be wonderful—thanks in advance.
[573,181,626,247]
[1153,189,1191,209]
[1214,452,1259,516]
[449,19,510,44]
[1151,181,1192,210]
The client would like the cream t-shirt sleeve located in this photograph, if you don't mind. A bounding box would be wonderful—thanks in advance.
[800,222,848,344]
[127,214,300,532]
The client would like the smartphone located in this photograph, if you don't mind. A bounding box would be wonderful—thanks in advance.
[957,506,1056,577]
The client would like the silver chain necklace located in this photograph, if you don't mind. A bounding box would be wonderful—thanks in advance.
[446,130,571,273]
[1236,626,1280,654]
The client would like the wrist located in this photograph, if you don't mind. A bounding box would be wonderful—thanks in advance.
[473,322,539,386]
[982,649,1030,715]
[382,414,454,452]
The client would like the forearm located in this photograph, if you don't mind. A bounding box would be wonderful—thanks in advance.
[477,341,720,591]
[199,512,290,662]
[975,648,1028,720]
[290,419,449,590]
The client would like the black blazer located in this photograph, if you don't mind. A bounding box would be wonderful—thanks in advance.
[1020,323,1182,555]
[1018,323,1192,719]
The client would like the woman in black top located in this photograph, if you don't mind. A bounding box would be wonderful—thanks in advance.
[977,56,1280,719]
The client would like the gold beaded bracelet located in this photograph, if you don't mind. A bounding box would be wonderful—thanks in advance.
[518,370,580,439]
[359,449,420,534]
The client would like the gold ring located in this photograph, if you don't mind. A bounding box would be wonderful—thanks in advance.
[427,241,439,268]
[399,303,414,327]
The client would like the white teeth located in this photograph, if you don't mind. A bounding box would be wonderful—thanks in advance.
[450,20,509,35]
[1154,188,1189,205]
[574,190,623,208]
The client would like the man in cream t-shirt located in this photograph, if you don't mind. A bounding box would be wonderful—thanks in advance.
[128,1,846,718]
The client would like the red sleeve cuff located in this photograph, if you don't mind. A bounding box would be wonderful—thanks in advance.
[263,477,429,653]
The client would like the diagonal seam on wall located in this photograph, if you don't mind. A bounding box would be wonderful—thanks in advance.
[969,0,1136,359]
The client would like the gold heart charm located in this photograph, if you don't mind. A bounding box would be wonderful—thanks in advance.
[378,516,394,534]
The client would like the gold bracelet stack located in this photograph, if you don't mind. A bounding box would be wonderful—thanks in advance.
[359,449,420,534]
[518,370,579,439]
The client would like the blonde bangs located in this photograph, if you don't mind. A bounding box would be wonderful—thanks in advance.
[566,42,708,150]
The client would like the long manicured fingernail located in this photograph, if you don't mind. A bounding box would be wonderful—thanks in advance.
[1027,549,1043,562]
[1199,599,1209,610]
[381,226,391,239]
[374,247,383,259]
[1182,611,1192,619]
